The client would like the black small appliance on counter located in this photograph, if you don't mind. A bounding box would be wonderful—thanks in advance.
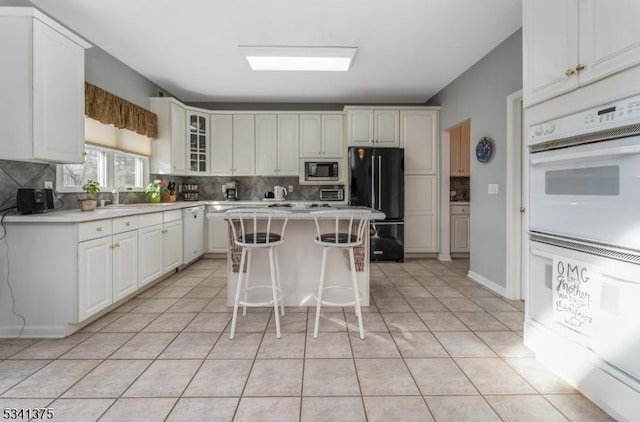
[17,188,54,214]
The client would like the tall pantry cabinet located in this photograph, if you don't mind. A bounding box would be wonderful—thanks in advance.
[401,109,439,254]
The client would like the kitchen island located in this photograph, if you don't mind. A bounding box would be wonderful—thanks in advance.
[207,205,384,307]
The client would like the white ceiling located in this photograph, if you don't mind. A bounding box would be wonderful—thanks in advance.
[30,0,522,104]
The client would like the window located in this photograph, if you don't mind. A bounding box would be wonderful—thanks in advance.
[57,145,148,192]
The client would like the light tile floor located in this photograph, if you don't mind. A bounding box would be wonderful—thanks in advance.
[0,258,615,421]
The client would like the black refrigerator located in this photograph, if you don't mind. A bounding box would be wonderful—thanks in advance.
[348,147,404,262]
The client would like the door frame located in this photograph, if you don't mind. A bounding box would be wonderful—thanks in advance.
[438,129,452,261]
[505,89,525,300]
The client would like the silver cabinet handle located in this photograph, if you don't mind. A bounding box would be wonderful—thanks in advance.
[125,222,130,226]
[96,227,102,232]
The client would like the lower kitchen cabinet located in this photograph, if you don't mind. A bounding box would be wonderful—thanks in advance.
[450,204,470,253]
[78,236,113,322]
[138,224,164,287]
[138,211,183,287]
[207,218,229,253]
[404,175,438,253]
[164,219,184,271]
[112,230,138,301]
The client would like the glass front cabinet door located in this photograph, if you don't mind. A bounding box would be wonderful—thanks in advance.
[188,112,209,174]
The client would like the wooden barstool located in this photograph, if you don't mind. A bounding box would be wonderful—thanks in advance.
[225,208,291,339]
[311,209,371,339]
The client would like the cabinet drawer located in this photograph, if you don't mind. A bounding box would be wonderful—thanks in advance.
[78,220,113,242]
[138,212,163,228]
[163,209,182,223]
[451,205,469,215]
[113,215,139,234]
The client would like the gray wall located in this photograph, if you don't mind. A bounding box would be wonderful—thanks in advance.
[427,29,522,288]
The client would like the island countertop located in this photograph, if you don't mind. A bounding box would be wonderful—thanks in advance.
[206,205,385,220]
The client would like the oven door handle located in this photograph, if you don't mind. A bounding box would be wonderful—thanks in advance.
[530,145,640,165]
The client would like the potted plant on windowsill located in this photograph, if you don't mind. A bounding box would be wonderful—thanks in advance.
[78,180,100,211]
[144,179,162,203]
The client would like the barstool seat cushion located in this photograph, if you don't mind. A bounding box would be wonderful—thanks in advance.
[240,232,281,244]
[318,233,358,244]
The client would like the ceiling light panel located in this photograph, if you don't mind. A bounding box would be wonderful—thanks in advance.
[239,46,357,71]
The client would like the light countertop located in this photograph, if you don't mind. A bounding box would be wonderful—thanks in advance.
[450,201,470,205]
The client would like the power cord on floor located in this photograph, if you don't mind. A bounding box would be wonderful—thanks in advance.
[1,208,27,339]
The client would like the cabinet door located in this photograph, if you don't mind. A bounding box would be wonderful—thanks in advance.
[299,115,322,158]
[187,112,209,174]
[321,115,344,158]
[138,224,164,287]
[210,115,234,175]
[578,0,640,86]
[233,115,255,176]
[401,110,437,174]
[459,121,470,177]
[523,0,579,107]
[374,110,400,147]
[163,220,183,273]
[207,218,229,253]
[78,237,113,321]
[113,230,138,301]
[255,114,278,176]
[170,104,187,174]
[32,19,85,163]
[277,114,299,175]
[449,126,461,176]
[404,175,438,252]
[348,110,374,146]
[451,215,470,253]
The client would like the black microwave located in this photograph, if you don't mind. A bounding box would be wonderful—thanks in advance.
[304,161,339,182]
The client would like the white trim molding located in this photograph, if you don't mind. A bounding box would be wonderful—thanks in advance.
[467,270,508,297]
[438,129,452,261]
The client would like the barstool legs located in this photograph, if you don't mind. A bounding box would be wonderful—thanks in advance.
[268,247,281,338]
[349,247,365,339]
[230,247,247,340]
[274,247,285,317]
[242,249,253,316]
[313,247,328,339]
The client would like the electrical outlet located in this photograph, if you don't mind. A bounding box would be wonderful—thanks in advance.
[44,181,53,189]
[288,185,294,193]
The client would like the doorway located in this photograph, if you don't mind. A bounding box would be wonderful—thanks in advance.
[505,90,525,300]
[448,120,471,259]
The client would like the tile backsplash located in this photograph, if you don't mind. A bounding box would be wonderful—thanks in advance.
[0,159,341,211]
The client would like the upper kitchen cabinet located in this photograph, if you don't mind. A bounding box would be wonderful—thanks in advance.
[150,98,187,175]
[0,8,90,163]
[211,114,255,176]
[449,120,470,177]
[523,0,640,107]
[299,114,344,158]
[256,114,299,176]
[401,109,439,175]
[345,108,400,147]
[187,111,209,174]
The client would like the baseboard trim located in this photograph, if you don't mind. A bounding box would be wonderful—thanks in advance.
[437,253,452,261]
[467,270,508,297]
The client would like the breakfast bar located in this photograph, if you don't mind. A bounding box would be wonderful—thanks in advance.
[206,205,384,307]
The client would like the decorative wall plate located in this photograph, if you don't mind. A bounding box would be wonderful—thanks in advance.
[475,136,494,162]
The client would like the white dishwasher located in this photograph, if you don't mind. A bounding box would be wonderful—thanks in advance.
[183,205,205,265]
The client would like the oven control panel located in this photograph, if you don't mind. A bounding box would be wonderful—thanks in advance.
[529,93,640,146]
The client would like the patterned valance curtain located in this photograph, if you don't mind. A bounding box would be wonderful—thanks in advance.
[84,82,158,139]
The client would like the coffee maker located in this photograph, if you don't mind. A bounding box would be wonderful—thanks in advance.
[224,180,239,200]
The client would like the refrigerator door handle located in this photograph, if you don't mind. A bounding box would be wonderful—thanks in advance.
[378,155,382,211]
[371,155,375,210]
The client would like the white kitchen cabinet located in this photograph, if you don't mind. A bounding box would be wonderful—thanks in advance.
[346,108,400,147]
[150,98,187,175]
[163,219,184,272]
[401,109,439,175]
[138,211,183,286]
[187,111,209,174]
[299,114,344,158]
[404,175,438,253]
[0,9,90,163]
[138,224,164,287]
[211,114,255,176]
[112,230,138,301]
[207,218,229,253]
[255,114,299,176]
[523,0,640,107]
[450,204,470,253]
[78,236,113,321]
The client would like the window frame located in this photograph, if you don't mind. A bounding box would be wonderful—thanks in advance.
[56,145,149,193]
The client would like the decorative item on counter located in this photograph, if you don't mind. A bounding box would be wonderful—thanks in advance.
[78,180,100,211]
[161,180,177,202]
[144,179,162,203]
[182,178,199,201]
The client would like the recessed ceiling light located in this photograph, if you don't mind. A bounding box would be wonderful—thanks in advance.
[239,46,357,71]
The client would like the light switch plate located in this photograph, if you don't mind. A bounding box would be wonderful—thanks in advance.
[488,184,499,195]
[44,181,53,189]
